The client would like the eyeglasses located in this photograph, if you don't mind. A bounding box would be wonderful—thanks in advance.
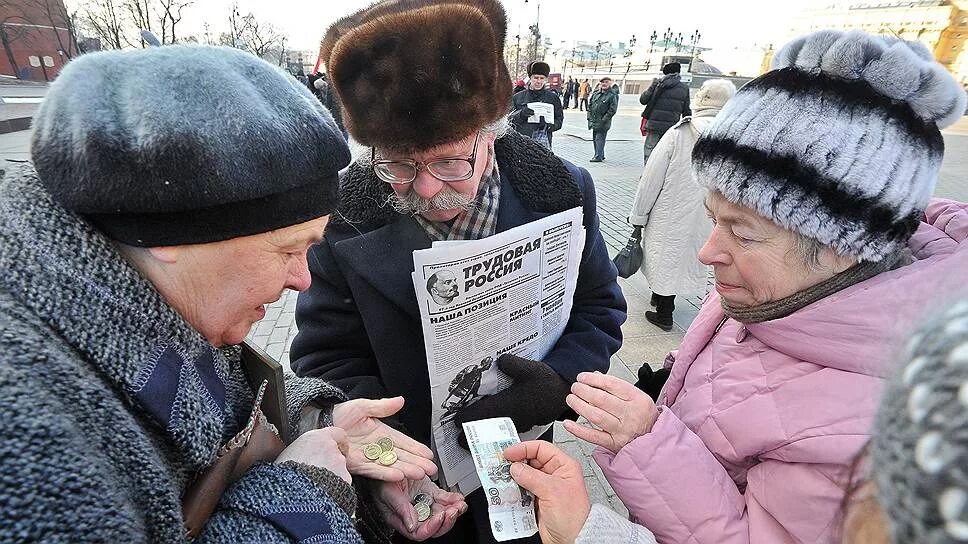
[372,132,481,185]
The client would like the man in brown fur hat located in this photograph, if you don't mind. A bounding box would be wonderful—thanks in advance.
[292,1,626,542]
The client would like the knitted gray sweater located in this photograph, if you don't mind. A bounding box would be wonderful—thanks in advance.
[0,165,364,543]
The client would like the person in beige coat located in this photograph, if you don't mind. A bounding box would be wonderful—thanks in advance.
[628,78,736,330]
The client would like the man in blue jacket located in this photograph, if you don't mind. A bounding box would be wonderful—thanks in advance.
[291,1,626,542]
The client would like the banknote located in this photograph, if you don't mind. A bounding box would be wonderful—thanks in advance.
[462,417,538,542]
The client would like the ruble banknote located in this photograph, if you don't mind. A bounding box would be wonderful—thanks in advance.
[462,417,538,541]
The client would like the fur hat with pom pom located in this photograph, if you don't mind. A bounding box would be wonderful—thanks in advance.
[692,29,967,262]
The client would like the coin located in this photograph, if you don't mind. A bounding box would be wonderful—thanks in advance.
[415,502,432,522]
[377,437,394,452]
[363,443,383,461]
[378,450,398,466]
[412,493,433,507]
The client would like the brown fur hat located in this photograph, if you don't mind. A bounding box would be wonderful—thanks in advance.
[321,0,511,152]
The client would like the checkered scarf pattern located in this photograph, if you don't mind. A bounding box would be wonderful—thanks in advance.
[415,169,501,242]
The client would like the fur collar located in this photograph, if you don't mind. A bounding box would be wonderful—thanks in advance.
[332,130,583,231]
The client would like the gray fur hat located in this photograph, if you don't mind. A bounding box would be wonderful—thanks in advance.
[31,44,350,247]
[872,299,968,542]
[692,29,967,262]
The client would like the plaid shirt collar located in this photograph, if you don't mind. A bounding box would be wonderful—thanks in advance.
[414,168,501,242]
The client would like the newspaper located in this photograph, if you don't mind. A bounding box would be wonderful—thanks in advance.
[410,207,585,494]
[526,101,555,124]
[462,417,538,541]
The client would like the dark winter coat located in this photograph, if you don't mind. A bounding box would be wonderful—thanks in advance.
[565,80,577,95]
[290,131,626,450]
[510,87,565,144]
[0,166,362,543]
[587,86,619,131]
[639,73,692,133]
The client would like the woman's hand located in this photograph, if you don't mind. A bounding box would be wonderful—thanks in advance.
[332,397,438,482]
[504,440,591,544]
[374,476,467,541]
[563,371,660,454]
[276,427,351,483]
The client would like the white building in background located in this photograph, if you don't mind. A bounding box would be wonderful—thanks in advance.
[701,44,774,77]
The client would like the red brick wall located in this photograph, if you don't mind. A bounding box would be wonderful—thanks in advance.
[0,0,77,81]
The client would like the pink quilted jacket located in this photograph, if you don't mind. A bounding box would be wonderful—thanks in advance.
[593,199,968,543]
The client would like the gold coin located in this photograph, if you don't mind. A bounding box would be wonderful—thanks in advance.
[363,443,383,460]
[378,450,398,466]
[377,437,394,452]
[415,502,432,522]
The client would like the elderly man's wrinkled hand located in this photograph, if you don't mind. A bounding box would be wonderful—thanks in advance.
[332,397,438,482]
[504,440,590,544]
[276,427,352,483]
[563,371,659,453]
[374,476,467,541]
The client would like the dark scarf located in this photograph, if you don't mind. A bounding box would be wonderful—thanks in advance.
[721,250,912,323]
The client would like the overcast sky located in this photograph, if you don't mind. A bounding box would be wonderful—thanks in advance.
[69,0,835,55]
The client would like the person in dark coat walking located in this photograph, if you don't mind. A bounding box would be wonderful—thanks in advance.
[586,77,619,162]
[292,2,627,543]
[511,61,564,149]
[563,76,575,109]
[639,62,692,164]
[309,72,348,139]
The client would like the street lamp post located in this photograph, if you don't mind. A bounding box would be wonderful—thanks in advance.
[689,29,701,64]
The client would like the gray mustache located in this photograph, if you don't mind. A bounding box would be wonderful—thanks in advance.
[390,186,477,215]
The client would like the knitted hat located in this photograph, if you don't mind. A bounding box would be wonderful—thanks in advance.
[692,29,967,262]
[31,45,350,247]
[528,61,551,77]
[661,62,681,75]
[693,78,736,110]
[871,299,968,542]
[320,0,511,153]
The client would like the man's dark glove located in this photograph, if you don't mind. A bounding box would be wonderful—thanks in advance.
[537,116,547,130]
[634,365,670,403]
[453,354,570,434]
[516,106,535,122]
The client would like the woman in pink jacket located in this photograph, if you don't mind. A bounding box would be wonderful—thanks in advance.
[505,29,968,544]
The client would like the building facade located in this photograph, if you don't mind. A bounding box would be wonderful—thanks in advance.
[0,0,77,81]
[789,0,968,83]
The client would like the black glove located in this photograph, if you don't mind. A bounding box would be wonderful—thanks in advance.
[537,115,547,130]
[454,354,571,434]
[517,106,535,121]
[634,365,670,403]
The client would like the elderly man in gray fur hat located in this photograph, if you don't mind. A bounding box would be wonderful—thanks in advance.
[0,44,452,543]
[290,1,626,542]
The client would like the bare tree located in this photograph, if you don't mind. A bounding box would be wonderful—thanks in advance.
[218,4,281,61]
[123,0,152,46]
[156,0,191,44]
[78,0,126,49]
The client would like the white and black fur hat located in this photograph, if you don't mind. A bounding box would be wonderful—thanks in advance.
[692,30,967,262]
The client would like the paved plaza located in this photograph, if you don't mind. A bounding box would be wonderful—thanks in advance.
[3,99,967,517]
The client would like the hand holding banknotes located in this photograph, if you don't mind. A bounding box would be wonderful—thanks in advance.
[332,397,438,482]
[504,440,590,544]
[563,371,660,453]
[374,476,467,540]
